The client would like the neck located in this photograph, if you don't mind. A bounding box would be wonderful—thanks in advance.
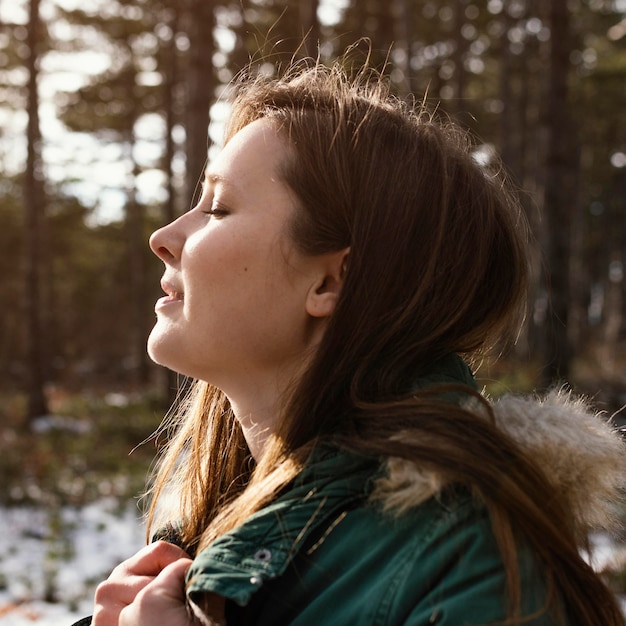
[223,367,295,460]
[229,399,278,460]
[217,349,318,460]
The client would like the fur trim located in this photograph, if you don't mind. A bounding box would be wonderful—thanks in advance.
[373,389,626,534]
[373,455,443,515]
[492,389,626,533]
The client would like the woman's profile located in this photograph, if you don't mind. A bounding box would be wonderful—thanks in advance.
[83,59,625,625]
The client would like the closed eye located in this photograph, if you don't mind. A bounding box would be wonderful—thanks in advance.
[202,203,230,218]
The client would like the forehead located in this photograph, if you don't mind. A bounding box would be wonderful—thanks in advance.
[206,118,287,185]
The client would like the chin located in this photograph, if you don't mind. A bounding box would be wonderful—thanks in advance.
[147,332,198,380]
[147,329,174,369]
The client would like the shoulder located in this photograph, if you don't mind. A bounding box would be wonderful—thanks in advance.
[296,489,514,623]
[373,389,626,536]
[234,488,549,625]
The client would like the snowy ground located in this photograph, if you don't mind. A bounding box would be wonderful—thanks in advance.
[0,500,624,624]
[0,499,145,625]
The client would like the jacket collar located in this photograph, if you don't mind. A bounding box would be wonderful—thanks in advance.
[185,353,478,606]
[411,352,478,394]
[185,445,378,607]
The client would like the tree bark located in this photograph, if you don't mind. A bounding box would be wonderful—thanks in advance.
[185,0,216,206]
[162,5,180,226]
[450,0,468,120]
[542,0,576,385]
[392,0,412,98]
[125,137,149,387]
[499,4,518,178]
[162,3,183,406]
[600,166,626,370]
[299,0,320,58]
[24,0,48,419]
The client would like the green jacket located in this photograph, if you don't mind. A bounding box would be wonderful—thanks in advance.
[73,358,624,625]
[183,354,626,625]
[186,444,551,625]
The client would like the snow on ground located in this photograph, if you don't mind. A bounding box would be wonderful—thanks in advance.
[0,501,624,624]
[0,499,145,625]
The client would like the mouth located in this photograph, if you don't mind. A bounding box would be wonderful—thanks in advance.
[161,280,184,301]
[156,279,184,310]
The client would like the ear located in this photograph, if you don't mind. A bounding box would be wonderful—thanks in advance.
[305,248,350,319]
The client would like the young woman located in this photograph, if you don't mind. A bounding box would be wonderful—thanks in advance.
[87,62,625,625]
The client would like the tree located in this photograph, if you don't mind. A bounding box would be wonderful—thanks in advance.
[570,6,626,374]
[156,1,186,405]
[0,180,26,387]
[184,0,216,204]
[298,0,321,58]
[2,0,623,402]
[56,2,168,387]
[541,0,576,385]
[24,0,49,418]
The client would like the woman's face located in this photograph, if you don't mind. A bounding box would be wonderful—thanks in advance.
[148,119,324,395]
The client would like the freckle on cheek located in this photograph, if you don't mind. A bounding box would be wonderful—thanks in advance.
[244,267,248,272]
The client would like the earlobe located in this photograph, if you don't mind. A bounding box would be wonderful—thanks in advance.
[308,280,340,318]
[306,248,349,319]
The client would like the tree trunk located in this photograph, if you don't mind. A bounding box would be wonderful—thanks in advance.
[542,0,575,385]
[162,3,182,406]
[24,0,48,419]
[512,0,546,361]
[499,4,518,179]
[450,0,468,120]
[125,142,149,387]
[229,0,253,75]
[118,48,150,388]
[185,0,216,206]
[600,166,626,371]
[299,0,320,58]
[392,0,412,98]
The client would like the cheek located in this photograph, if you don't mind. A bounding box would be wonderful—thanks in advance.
[188,229,254,271]
[185,228,289,307]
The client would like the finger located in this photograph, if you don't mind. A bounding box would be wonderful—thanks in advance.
[92,544,191,626]
[119,559,193,626]
[146,557,193,600]
[111,541,191,579]
[95,574,154,607]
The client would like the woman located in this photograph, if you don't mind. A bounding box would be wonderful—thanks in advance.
[88,62,625,625]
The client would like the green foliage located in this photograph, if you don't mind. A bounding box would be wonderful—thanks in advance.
[55,1,174,136]
[57,66,162,135]
[0,175,164,392]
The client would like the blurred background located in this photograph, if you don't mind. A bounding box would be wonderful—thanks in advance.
[0,0,625,622]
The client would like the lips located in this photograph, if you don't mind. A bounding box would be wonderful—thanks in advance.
[161,279,183,301]
[156,279,184,311]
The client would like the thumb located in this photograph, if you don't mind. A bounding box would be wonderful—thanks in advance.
[150,557,193,601]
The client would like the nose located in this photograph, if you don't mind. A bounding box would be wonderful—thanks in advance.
[149,218,183,264]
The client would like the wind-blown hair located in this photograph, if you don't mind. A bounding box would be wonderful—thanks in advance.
[146,62,623,625]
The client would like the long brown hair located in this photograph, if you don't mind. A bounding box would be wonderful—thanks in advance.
[147,62,623,625]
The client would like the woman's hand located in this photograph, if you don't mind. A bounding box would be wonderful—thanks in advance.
[92,541,194,626]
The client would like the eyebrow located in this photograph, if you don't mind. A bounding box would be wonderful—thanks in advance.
[204,171,238,191]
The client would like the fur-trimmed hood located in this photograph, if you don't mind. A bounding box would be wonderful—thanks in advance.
[374,389,626,538]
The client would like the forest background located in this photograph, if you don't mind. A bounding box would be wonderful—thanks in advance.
[4,0,626,414]
[4,0,626,413]
[3,0,626,507]
[0,0,626,616]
